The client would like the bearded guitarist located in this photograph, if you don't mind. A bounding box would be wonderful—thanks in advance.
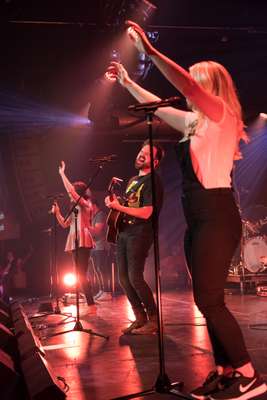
[105,140,164,334]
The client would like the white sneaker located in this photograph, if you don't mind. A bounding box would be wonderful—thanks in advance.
[94,290,104,300]
[97,292,112,301]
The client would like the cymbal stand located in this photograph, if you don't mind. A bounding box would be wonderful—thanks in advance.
[234,185,248,295]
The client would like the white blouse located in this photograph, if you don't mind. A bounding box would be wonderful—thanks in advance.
[65,202,94,252]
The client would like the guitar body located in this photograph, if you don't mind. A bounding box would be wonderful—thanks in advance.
[106,209,123,244]
[106,177,125,244]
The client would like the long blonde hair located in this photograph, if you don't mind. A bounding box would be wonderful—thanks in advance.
[189,61,248,159]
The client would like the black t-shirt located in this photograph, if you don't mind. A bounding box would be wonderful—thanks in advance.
[121,172,164,230]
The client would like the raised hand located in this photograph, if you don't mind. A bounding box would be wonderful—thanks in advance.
[106,62,131,86]
[59,160,65,175]
[126,20,155,55]
[51,201,60,215]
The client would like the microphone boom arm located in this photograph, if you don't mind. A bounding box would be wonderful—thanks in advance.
[128,96,181,112]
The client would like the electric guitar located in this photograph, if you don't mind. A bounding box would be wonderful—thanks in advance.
[106,177,124,244]
[106,174,151,243]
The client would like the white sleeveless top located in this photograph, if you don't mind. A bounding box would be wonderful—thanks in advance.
[65,202,94,252]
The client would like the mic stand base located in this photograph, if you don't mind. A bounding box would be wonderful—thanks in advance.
[112,373,192,400]
[30,299,74,330]
[48,318,109,340]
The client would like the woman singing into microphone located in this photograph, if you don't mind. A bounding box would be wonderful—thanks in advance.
[52,161,96,312]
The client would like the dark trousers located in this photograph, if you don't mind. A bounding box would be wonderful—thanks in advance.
[116,226,157,317]
[72,247,94,305]
[91,250,109,292]
[182,188,251,368]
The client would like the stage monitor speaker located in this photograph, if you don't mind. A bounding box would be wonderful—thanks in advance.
[0,322,17,358]
[0,308,12,328]
[18,330,45,360]
[22,351,66,400]
[13,308,32,335]
[0,348,21,400]
[13,308,45,359]
[11,301,24,321]
[0,298,10,314]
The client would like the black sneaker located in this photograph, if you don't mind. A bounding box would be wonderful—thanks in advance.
[121,319,146,334]
[209,371,267,400]
[191,370,225,399]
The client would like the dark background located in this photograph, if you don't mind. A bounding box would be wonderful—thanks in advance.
[0,0,266,295]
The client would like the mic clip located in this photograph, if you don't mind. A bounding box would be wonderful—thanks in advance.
[128,96,181,112]
[88,155,118,163]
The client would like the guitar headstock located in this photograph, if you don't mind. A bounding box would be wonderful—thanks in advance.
[108,177,123,194]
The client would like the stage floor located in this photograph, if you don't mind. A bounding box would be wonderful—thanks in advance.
[23,290,267,400]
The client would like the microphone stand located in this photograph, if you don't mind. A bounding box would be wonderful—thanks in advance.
[231,178,247,296]
[113,106,192,399]
[49,164,109,340]
[30,196,73,327]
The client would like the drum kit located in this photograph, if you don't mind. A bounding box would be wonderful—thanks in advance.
[231,216,267,275]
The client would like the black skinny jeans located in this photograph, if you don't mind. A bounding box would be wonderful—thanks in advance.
[116,225,157,317]
[91,250,109,292]
[72,247,94,305]
[182,188,251,368]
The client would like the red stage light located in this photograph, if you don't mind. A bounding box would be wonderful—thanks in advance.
[63,273,77,287]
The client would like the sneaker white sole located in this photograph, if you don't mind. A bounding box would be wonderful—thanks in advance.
[209,382,267,400]
[191,394,208,399]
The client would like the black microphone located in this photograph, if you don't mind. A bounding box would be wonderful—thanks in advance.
[46,193,64,199]
[128,96,181,112]
[88,154,118,162]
